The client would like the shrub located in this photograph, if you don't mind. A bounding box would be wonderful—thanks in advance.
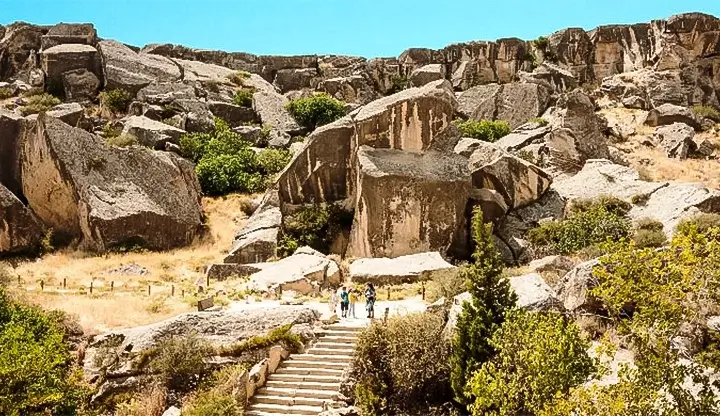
[147,332,212,390]
[691,105,720,121]
[352,313,452,414]
[276,203,353,257]
[115,384,166,416]
[388,75,410,94]
[232,88,255,107]
[0,287,90,415]
[529,117,549,126]
[102,122,122,138]
[515,149,541,166]
[633,230,667,249]
[450,207,517,404]
[98,89,132,114]
[0,87,13,99]
[630,192,651,205]
[19,93,61,115]
[215,324,302,356]
[196,154,265,196]
[106,133,139,147]
[257,148,292,175]
[676,213,720,237]
[425,267,467,304]
[527,196,632,255]
[468,310,597,416]
[454,120,511,142]
[286,93,346,130]
[182,388,239,416]
[533,36,549,51]
[226,71,251,86]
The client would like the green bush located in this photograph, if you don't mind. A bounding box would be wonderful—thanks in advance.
[529,117,549,126]
[226,71,251,86]
[19,93,61,116]
[232,88,255,107]
[99,89,132,114]
[450,207,517,404]
[691,105,720,121]
[633,229,667,249]
[454,120,511,142]
[106,133,139,147]
[286,93,346,130]
[276,204,353,257]
[352,313,452,414]
[676,213,720,237]
[147,332,211,390]
[527,196,632,255]
[0,88,13,99]
[182,364,248,416]
[467,310,597,416]
[0,287,90,415]
[215,324,302,356]
[257,148,292,175]
[102,122,123,139]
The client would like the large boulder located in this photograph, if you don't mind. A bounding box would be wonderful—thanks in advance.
[273,68,317,93]
[224,192,280,264]
[457,82,551,129]
[40,23,97,50]
[0,183,44,254]
[0,23,45,81]
[352,80,456,151]
[252,90,302,135]
[45,102,84,127]
[246,250,341,294]
[409,64,445,87]
[277,117,355,205]
[41,44,101,86]
[21,115,204,251]
[467,142,553,210]
[121,115,186,149]
[628,183,720,236]
[62,69,100,101]
[556,259,602,314]
[136,82,197,105]
[0,110,25,196]
[456,83,502,121]
[645,104,700,129]
[97,40,181,94]
[509,273,560,311]
[349,252,457,285]
[346,146,471,259]
[600,69,686,110]
[317,75,377,105]
[653,123,694,160]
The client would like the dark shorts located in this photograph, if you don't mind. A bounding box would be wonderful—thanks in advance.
[340,302,349,311]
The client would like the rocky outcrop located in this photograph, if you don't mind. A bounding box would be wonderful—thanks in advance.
[409,64,445,87]
[509,273,559,311]
[556,259,602,314]
[0,23,46,81]
[252,89,302,135]
[645,104,700,129]
[121,115,186,149]
[346,146,471,259]
[62,69,100,101]
[653,123,694,159]
[225,192,281,264]
[0,110,25,197]
[600,69,687,110]
[317,75,377,105]
[349,252,457,285]
[457,82,551,129]
[40,23,97,50]
[41,44,101,87]
[21,115,204,251]
[0,183,44,253]
[97,40,181,94]
[246,249,340,294]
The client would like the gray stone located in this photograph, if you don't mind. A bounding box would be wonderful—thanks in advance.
[456,83,502,120]
[0,110,25,196]
[653,123,694,159]
[509,273,560,311]
[453,137,484,158]
[346,146,471,259]
[62,69,100,101]
[173,99,215,133]
[41,23,97,49]
[457,82,551,130]
[107,263,149,276]
[409,64,445,87]
[233,125,266,147]
[41,44,101,86]
[267,129,292,148]
[225,193,281,264]
[645,104,700,130]
[46,102,84,127]
[444,292,472,336]
[247,253,341,294]
[205,263,266,281]
[252,90,302,135]
[161,407,181,416]
[556,259,602,313]
[98,40,181,94]
[208,101,258,126]
[518,62,578,93]
[495,124,551,152]
[0,183,44,254]
[121,115,186,149]
[600,69,687,110]
[274,68,318,93]
[317,75,377,105]
[528,255,576,274]
[349,252,457,285]
[136,82,196,105]
[21,115,204,251]
[692,137,715,157]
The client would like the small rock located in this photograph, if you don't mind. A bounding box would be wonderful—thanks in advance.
[645,103,700,130]
[161,407,181,416]
[107,264,149,276]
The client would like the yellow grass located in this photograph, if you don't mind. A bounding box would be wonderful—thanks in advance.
[10,194,257,333]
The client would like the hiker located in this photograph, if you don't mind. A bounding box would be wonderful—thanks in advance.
[330,288,339,315]
[348,288,357,319]
[365,282,376,319]
[340,286,349,318]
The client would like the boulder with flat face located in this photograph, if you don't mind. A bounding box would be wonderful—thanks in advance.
[62,69,100,101]
[409,64,445,87]
[97,40,181,94]
[246,250,340,294]
[653,122,694,159]
[346,146,471,259]
[21,115,204,251]
[273,68,317,93]
[0,110,25,197]
[457,82,551,130]
[317,75,378,105]
[349,252,457,285]
[121,115,186,149]
[224,192,281,264]
[645,104,700,129]
[0,183,44,254]
[252,89,302,135]
[0,23,45,81]
[509,273,560,311]
[40,23,97,49]
[41,44,102,86]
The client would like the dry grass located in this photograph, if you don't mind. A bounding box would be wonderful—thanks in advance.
[116,384,167,416]
[10,194,259,333]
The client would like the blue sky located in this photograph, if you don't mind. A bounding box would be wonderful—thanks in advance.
[1,0,719,57]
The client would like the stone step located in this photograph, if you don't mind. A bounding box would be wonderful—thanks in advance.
[276,365,344,377]
[284,359,347,369]
[253,393,328,407]
[258,386,336,400]
[265,380,340,391]
[308,347,355,356]
[324,325,364,332]
[314,341,356,350]
[246,403,323,415]
[268,373,342,384]
[319,335,358,344]
[290,353,353,363]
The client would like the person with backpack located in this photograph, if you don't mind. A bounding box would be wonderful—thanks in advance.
[365,282,376,319]
[339,286,349,318]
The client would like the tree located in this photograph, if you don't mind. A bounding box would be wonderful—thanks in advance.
[450,206,517,403]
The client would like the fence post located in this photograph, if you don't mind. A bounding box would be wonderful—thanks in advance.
[40,280,44,291]
[182,289,185,297]
[110,281,114,291]
[206,274,210,289]
[89,281,93,294]
[147,285,151,296]
[387,286,391,300]
[63,278,66,289]
[171,285,175,297]
[421,281,426,301]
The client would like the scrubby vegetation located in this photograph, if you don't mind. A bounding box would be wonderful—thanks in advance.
[215,324,302,356]
[180,118,290,195]
[226,71,251,86]
[529,117,549,126]
[691,105,720,121]
[277,203,353,257]
[232,88,255,107]
[286,93,346,130]
[98,89,132,114]
[676,213,720,236]
[454,120,511,142]
[181,364,248,416]
[352,313,452,414]
[19,93,61,115]
[0,87,13,99]
[388,75,410,94]
[0,288,90,415]
[527,195,633,255]
[632,217,667,248]
[106,133,139,147]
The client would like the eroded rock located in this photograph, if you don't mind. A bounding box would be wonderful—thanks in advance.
[349,252,457,285]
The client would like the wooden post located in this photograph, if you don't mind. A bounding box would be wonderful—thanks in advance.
[63,278,66,289]
[422,282,426,301]
[182,289,185,297]
[387,286,391,300]
[171,285,175,297]
[147,285,151,296]
[206,274,210,289]
[17,275,21,285]
[89,281,93,294]
[383,307,389,323]
[110,281,114,291]
[40,280,44,291]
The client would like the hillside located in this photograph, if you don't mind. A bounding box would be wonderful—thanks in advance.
[1,11,720,416]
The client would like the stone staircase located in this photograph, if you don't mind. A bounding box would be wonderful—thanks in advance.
[245,323,362,416]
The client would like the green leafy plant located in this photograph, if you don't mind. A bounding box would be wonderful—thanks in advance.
[0,88,13,99]
[529,117,549,126]
[106,133,139,148]
[232,88,255,107]
[19,93,61,116]
[182,364,248,416]
[102,122,122,139]
[98,89,132,114]
[527,196,632,255]
[467,310,597,416]
[632,217,666,248]
[691,105,720,121]
[215,324,302,356]
[450,206,517,404]
[352,313,452,414]
[146,332,212,390]
[515,149,544,166]
[226,71,251,86]
[286,93,346,130]
[676,213,720,237]
[257,148,292,175]
[454,120,511,142]
[276,204,353,257]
